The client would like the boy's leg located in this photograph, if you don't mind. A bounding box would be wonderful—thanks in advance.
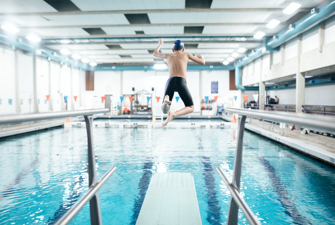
[161,77,174,114]
[161,95,171,114]
[162,78,194,127]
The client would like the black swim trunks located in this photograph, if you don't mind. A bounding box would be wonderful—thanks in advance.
[163,77,194,107]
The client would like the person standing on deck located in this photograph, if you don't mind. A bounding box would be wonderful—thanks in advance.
[153,39,205,127]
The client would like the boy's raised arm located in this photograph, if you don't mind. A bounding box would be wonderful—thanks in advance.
[153,39,169,59]
[187,53,205,65]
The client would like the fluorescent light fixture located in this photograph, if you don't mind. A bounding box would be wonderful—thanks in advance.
[26,34,41,43]
[283,2,301,15]
[153,64,167,70]
[240,37,246,41]
[227,57,234,62]
[254,31,265,40]
[89,62,97,67]
[81,58,90,63]
[266,19,280,29]
[223,61,229,65]
[60,49,71,55]
[1,24,19,33]
[72,53,81,60]
[261,47,266,53]
[231,52,239,58]
[237,48,247,53]
[305,75,313,78]
[265,82,275,85]
[60,40,70,44]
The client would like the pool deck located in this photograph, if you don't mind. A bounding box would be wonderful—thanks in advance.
[223,116,335,166]
[0,119,64,138]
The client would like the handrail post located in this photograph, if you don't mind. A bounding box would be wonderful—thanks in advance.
[227,115,247,225]
[84,115,103,225]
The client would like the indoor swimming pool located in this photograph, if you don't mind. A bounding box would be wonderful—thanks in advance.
[0,126,335,225]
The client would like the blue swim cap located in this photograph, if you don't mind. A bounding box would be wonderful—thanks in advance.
[172,40,184,50]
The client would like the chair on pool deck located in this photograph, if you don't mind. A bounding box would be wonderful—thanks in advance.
[136,173,202,225]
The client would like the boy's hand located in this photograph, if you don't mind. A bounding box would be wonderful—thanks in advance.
[196,54,203,59]
[159,39,163,45]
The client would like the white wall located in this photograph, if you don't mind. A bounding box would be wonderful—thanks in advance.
[267,84,335,105]
[0,47,16,115]
[18,52,34,114]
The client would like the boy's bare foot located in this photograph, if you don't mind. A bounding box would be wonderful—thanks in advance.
[162,111,175,127]
[164,95,171,105]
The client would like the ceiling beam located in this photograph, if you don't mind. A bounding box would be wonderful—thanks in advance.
[42,34,274,40]
[0,8,310,16]
[76,52,235,56]
[44,40,261,45]
[20,22,267,29]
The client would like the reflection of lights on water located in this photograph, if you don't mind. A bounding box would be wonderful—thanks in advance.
[157,162,167,173]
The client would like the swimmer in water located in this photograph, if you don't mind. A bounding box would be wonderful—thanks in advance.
[153,39,205,127]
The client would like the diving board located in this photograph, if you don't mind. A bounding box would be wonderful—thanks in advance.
[136,173,202,225]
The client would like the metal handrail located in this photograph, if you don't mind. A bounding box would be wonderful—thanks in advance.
[0,109,113,225]
[55,167,117,225]
[0,109,109,125]
[216,168,260,225]
[226,107,335,134]
[219,107,335,225]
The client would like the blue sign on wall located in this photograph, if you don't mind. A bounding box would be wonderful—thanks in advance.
[211,81,218,94]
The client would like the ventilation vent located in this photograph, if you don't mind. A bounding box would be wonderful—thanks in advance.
[185,0,212,8]
[83,28,106,35]
[184,26,204,34]
[44,0,81,12]
[106,45,123,49]
[125,14,151,24]
[119,55,132,58]
[135,31,145,34]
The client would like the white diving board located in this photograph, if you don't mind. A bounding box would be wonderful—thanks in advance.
[136,173,202,225]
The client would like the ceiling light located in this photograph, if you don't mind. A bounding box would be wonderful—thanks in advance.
[1,24,19,34]
[81,58,90,63]
[283,2,301,15]
[231,52,239,58]
[153,64,167,70]
[223,61,229,65]
[265,82,275,85]
[240,37,246,41]
[305,75,313,78]
[254,31,265,40]
[89,62,97,67]
[60,40,70,44]
[266,19,280,29]
[237,48,247,53]
[72,53,81,60]
[227,57,234,62]
[26,34,41,43]
[60,49,71,55]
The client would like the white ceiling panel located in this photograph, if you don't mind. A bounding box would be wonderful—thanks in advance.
[0,0,57,13]
[78,50,150,54]
[25,28,89,37]
[72,0,184,11]
[211,0,286,8]
[103,26,183,35]
[198,43,240,48]
[95,58,155,63]
[102,27,136,35]
[120,43,158,49]
[44,14,129,26]
[203,25,258,34]
[160,49,235,54]
[149,12,272,24]
[90,55,121,59]
[47,44,109,51]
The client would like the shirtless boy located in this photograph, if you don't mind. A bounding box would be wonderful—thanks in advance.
[153,39,205,127]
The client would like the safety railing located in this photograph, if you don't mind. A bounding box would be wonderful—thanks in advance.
[218,107,335,225]
[0,109,115,225]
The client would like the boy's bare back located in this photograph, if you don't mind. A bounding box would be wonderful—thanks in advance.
[153,39,205,79]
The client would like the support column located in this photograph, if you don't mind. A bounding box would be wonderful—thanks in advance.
[319,21,325,53]
[281,43,285,66]
[296,35,305,113]
[199,71,203,115]
[259,82,265,110]
[48,60,53,112]
[33,54,39,113]
[14,49,21,114]
[70,67,74,110]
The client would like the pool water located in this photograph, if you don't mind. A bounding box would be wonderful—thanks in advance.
[94,118,226,123]
[0,127,335,224]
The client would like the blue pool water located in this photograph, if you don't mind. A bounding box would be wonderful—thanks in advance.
[0,127,335,224]
[94,118,226,123]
